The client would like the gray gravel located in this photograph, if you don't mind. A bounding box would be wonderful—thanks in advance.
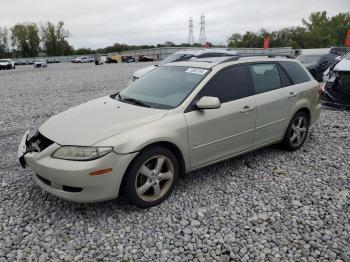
[0,62,349,261]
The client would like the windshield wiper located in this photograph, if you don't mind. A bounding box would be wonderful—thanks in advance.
[120,96,151,108]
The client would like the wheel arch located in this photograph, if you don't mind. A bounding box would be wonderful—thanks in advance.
[119,141,187,196]
[295,107,311,123]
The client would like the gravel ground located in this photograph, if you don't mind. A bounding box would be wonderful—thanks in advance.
[0,62,349,261]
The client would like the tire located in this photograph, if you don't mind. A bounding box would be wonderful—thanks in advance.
[282,111,309,151]
[122,146,179,208]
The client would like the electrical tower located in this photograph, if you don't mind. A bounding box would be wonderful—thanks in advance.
[188,17,194,45]
[199,14,207,45]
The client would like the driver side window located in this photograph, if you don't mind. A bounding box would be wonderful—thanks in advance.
[198,65,250,103]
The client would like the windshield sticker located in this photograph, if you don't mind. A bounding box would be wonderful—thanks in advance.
[185,68,208,75]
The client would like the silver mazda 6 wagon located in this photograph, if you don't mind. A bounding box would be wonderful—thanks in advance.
[18,56,321,208]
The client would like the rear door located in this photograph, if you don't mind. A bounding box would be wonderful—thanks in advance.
[248,63,296,146]
[185,65,256,168]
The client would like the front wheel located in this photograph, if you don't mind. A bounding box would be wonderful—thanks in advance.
[122,146,179,208]
[282,111,309,151]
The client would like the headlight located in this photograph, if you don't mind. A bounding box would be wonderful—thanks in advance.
[52,146,113,161]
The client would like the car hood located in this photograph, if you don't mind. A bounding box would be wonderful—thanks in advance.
[39,96,167,146]
[0,61,10,65]
[334,59,350,72]
[305,62,317,69]
[133,65,157,78]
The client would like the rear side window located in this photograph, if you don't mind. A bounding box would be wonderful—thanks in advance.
[279,61,310,84]
[277,65,292,87]
[199,65,249,103]
[249,63,281,94]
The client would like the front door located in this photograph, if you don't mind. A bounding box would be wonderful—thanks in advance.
[185,65,256,168]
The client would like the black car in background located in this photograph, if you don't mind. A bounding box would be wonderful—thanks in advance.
[297,54,339,82]
[138,55,154,62]
[330,46,350,56]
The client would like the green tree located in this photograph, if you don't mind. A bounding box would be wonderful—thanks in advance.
[227,11,350,49]
[74,48,95,55]
[41,21,72,56]
[0,26,10,58]
[11,23,40,57]
[330,12,350,46]
[228,33,242,47]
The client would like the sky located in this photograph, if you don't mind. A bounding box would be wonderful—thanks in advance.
[1,0,349,49]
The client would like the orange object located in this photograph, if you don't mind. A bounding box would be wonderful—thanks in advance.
[89,168,113,176]
[345,29,350,47]
[263,36,269,49]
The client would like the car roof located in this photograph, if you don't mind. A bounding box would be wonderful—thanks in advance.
[174,48,238,56]
[165,55,297,69]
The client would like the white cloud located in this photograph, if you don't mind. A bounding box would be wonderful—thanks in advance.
[1,0,349,48]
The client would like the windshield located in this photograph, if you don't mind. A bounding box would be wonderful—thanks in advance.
[0,59,10,62]
[119,66,209,109]
[344,52,350,60]
[158,53,194,66]
[36,59,44,62]
[296,55,322,64]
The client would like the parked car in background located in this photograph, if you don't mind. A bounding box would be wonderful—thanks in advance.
[330,46,350,56]
[106,54,122,64]
[34,59,48,68]
[138,55,154,62]
[95,55,107,65]
[72,56,93,63]
[18,55,320,208]
[297,53,339,81]
[18,60,27,65]
[47,59,60,64]
[131,48,238,81]
[0,59,15,70]
[322,51,350,110]
[122,56,136,63]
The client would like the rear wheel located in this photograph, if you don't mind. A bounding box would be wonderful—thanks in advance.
[122,146,179,208]
[282,111,309,151]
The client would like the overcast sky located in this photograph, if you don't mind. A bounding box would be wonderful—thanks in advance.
[1,0,349,48]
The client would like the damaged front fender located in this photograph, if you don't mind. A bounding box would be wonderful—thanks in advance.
[322,68,350,110]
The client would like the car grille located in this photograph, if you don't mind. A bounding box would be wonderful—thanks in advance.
[27,132,54,153]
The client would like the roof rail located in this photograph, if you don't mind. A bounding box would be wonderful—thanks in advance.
[218,54,295,64]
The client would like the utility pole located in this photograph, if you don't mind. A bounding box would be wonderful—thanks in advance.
[199,14,207,45]
[188,17,194,45]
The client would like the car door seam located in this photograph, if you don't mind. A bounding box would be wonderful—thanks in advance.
[255,118,286,130]
[193,128,255,150]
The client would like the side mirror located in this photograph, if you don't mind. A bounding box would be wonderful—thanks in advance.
[196,96,221,110]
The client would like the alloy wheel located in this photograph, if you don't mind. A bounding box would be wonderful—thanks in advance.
[290,116,307,147]
[135,155,174,202]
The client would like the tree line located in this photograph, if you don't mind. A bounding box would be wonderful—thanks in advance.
[0,11,349,59]
[0,21,73,58]
[228,11,350,48]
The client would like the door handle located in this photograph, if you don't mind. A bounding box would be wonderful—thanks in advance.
[288,92,297,99]
[240,106,254,113]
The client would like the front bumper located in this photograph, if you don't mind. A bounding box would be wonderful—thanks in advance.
[18,131,137,203]
[0,64,11,69]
